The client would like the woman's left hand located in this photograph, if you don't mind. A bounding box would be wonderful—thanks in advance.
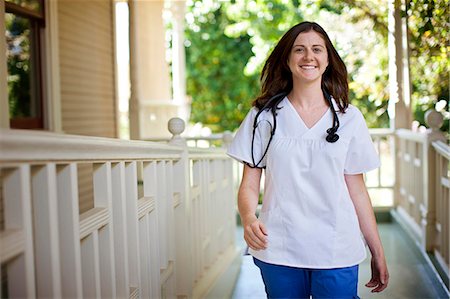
[365,255,389,292]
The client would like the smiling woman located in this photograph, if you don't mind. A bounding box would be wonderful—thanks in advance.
[288,31,328,84]
[227,21,389,298]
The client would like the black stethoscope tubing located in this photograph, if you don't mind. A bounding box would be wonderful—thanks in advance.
[246,89,340,169]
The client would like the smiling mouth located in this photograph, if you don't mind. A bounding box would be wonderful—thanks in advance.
[300,65,317,69]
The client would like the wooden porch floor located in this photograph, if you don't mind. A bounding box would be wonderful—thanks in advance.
[231,213,449,299]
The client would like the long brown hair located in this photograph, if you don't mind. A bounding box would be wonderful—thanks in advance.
[253,21,348,112]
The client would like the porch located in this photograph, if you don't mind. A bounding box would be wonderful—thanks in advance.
[1,112,449,298]
[232,219,449,299]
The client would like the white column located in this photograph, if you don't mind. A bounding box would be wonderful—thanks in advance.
[129,0,177,139]
[128,0,140,140]
[401,3,412,120]
[169,0,189,123]
[387,0,412,130]
[389,0,412,207]
[0,0,10,128]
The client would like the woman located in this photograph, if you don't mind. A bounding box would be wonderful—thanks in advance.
[227,21,389,298]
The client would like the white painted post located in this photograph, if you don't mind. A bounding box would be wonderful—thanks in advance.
[422,110,446,251]
[222,131,233,148]
[30,164,62,297]
[3,166,35,297]
[389,0,413,210]
[56,163,83,298]
[168,115,195,296]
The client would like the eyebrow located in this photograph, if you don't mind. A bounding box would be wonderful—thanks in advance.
[293,44,326,48]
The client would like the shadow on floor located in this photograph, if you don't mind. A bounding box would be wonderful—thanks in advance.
[232,218,449,299]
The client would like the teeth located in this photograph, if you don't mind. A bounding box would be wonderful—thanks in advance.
[301,66,316,69]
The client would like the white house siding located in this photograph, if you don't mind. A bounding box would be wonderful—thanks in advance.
[58,0,117,138]
[58,0,117,213]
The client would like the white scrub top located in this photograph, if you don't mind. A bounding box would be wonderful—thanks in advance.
[227,97,380,269]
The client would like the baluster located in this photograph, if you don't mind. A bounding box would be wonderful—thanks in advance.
[142,161,161,299]
[192,159,201,280]
[171,155,194,297]
[156,160,168,270]
[110,162,130,298]
[56,163,82,297]
[138,207,151,298]
[3,166,35,297]
[81,231,101,298]
[30,164,62,297]
[93,162,116,298]
[125,161,141,297]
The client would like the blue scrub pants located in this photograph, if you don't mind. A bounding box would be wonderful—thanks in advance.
[254,257,360,299]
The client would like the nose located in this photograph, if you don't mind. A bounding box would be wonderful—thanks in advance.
[303,49,313,60]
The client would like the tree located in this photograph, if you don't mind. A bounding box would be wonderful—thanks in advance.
[407,0,449,133]
[185,1,259,132]
[223,0,392,129]
[184,0,448,133]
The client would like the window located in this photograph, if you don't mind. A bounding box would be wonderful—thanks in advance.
[5,0,44,129]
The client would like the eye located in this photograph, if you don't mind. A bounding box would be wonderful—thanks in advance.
[313,48,322,53]
[295,47,304,52]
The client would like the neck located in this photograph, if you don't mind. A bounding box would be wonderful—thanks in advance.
[288,80,325,109]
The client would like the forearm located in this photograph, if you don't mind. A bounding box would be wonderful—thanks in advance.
[238,165,262,225]
[345,174,385,258]
[346,174,390,291]
[238,186,259,224]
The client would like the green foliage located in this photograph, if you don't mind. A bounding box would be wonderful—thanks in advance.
[407,0,449,132]
[185,0,448,133]
[222,0,392,129]
[185,1,259,132]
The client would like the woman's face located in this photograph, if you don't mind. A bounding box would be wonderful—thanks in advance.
[287,30,329,84]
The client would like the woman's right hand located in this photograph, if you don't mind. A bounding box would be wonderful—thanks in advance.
[242,215,268,251]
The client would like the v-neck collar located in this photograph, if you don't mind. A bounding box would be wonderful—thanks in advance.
[284,96,331,132]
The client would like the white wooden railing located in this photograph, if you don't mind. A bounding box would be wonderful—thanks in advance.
[431,140,450,278]
[0,122,239,298]
[145,132,234,148]
[367,128,396,207]
[395,109,449,280]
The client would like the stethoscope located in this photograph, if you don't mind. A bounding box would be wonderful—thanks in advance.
[246,89,340,169]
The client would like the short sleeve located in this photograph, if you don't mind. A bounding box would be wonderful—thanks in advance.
[227,108,271,168]
[344,109,380,174]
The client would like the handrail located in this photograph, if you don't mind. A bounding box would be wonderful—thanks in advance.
[432,140,450,160]
[396,128,428,143]
[0,129,182,162]
[368,128,395,136]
